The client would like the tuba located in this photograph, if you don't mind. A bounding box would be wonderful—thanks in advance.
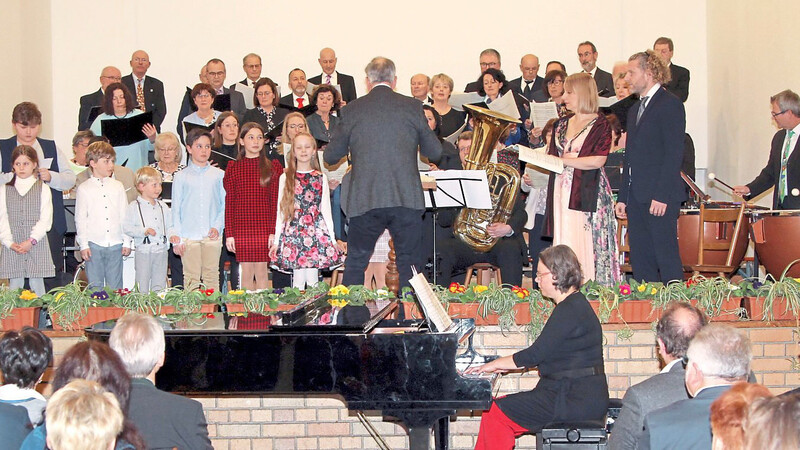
[454,104,521,252]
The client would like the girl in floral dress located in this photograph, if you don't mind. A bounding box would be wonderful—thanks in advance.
[269,133,344,289]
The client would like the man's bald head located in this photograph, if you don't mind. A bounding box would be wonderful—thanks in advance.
[656,303,707,361]
[130,50,151,79]
[519,54,540,81]
[319,48,337,75]
[100,66,122,91]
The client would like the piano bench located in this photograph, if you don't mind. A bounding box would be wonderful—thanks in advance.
[464,263,502,286]
[535,420,608,450]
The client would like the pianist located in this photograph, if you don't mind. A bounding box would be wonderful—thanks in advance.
[466,245,608,449]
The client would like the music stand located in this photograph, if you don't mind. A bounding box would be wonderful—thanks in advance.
[423,170,492,284]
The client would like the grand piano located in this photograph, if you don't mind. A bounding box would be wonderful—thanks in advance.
[86,294,497,450]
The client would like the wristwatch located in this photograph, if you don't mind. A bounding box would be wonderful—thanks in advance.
[29,238,37,246]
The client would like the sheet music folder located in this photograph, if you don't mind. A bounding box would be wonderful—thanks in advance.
[409,269,453,333]
[101,111,154,146]
[423,170,492,209]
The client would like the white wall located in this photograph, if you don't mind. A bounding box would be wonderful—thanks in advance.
[9,0,708,170]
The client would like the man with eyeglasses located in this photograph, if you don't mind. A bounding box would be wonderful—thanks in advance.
[121,50,167,132]
[231,53,265,109]
[308,47,358,104]
[78,66,121,131]
[577,41,615,97]
[464,48,502,93]
[734,89,800,210]
[177,59,246,142]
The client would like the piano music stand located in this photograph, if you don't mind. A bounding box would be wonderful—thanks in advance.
[423,170,491,285]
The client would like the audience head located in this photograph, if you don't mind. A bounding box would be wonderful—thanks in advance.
[242,53,262,82]
[99,66,122,91]
[519,54,540,81]
[429,73,454,103]
[153,131,182,164]
[0,327,52,389]
[653,37,675,64]
[537,245,583,296]
[288,68,308,97]
[545,60,567,74]
[655,302,707,362]
[422,104,442,136]
[626,50,671,96]
[45,379,123,450]
[365,57,396,88]
[102,82,135,116]
[133,166,162,198]
[684,324,751,396]
[541,118,556,146]
[479,48,501,71]
[410,74,430,101]
[615,76,632,100]
[109,312,166,378]
[281,112,309,144]
[213,111,240,148]
[253,77,279,109]
[612,61,629,81]
[11,102,43,146]
[205,58,227,91]
[86,141,116,178]
[563,73,599,114]
[710,382,773,450]
[744,393,800,450]
[191,83,216,112]
[199,65,209,84]
[544,69,567,101]
[770,89,800,128]
[577,41,599,72]
[311,84,342,114]
[72,130,94,164]
[478,68,507,99]
[129,50,150,78]
[457,130,473,165]
[318,48,337,75]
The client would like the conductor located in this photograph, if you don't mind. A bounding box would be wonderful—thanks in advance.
[324,57,442,288]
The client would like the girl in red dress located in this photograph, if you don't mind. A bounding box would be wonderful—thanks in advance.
[269,133,344,289]
[223,122,283,290]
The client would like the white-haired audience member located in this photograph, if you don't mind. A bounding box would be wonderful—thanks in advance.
[743,393,800,450]
[45,379,123,450]
[638,324,752,450]
[109,312,212,450]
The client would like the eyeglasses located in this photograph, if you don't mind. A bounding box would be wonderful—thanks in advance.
[195,93,212,99]
[548,79,563,86]
[256,91,274,97]
[535,271,552,279]
[207,71,225,77]
[480,62,499,68]
[681,355,689,368]
[772,110,789,118]
[245,64,261,70]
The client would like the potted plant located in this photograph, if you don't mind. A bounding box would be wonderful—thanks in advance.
[0,288,44,330]
[752,262,800,322]
[44,284,125,331]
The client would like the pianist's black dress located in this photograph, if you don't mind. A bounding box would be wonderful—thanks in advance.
[495,291,608,431]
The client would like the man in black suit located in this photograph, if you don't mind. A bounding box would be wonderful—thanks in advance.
[176,59,247,141]
[279,68,311,110]
[609,303,707,450]
[734,90,800,209]
[638,324,752,450]
[509,54,544,102]
[325,57,442,289]
[410,73,431,103]
[616,50,685,283]
[110,313,213,450]
[654,37,690,103]
[308,47,358,104]
[578,41,615,97]
[230,52,263,109]
[464,48,501,93]
[121,50,167,131]
[78,66,121,131]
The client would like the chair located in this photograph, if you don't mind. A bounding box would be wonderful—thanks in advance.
[464,263,502,286]
[688,202,746,277]
[616,219,633,274]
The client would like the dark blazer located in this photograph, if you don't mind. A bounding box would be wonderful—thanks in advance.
[464,80,481,93]
[176,87,246,141]
[308,71,358,103]
[78,88,104,131]
[664,63,690,102]
[509,76,544,102]
[593,68,616,97]
[0,402,30,450]
[324,85,442,217]
[608,362,688,450]
[619,87,686,206]
[639,385,730,450]
[122,74,167,131]
[241,106,291,135]
[128,378,213,450]
[746,128,800,209]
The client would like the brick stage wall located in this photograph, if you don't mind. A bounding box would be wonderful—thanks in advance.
[38,322,800,449]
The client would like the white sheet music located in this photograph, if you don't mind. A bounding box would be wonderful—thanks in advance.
[233,82,256,109]
[448,92,484,111]
[531,102,559,129]
[598,96,619,108]
[514,144,564,174]
[445,121,468,144]
[423,170,492,209]
[488,91,521,120]
[408,272,452,332]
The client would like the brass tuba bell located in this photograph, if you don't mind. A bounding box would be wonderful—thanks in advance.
[454,104,521,252]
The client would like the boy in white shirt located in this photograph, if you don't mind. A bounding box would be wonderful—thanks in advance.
[75,142,131,289]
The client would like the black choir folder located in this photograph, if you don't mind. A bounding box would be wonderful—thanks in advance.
[101,111,154,147]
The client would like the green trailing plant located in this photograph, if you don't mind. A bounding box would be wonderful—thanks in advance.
[0,287,45,319]
[524,289,553,340]
[755,259,800,321]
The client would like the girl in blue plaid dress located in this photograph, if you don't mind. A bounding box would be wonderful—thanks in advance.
[269,133,344,289]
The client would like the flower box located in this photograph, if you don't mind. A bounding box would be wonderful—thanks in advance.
[158,304,218,315]
[224,303,294,314]
[0,307,41,331]
[51,307,127,331]
[745,297,798,322]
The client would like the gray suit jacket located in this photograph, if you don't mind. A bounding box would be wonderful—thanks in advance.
[324,85,442,218]
[639,385,731,450]
[608,362,688,450]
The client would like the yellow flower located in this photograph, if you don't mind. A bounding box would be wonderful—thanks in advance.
[516,291,525,299]
[54,292,65,302]
[650,287,658,295]
[473,285,489,294]
[637,285,646,292]
[230,290,245,295]
[794,278,800,283]
[19,290,38,301]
